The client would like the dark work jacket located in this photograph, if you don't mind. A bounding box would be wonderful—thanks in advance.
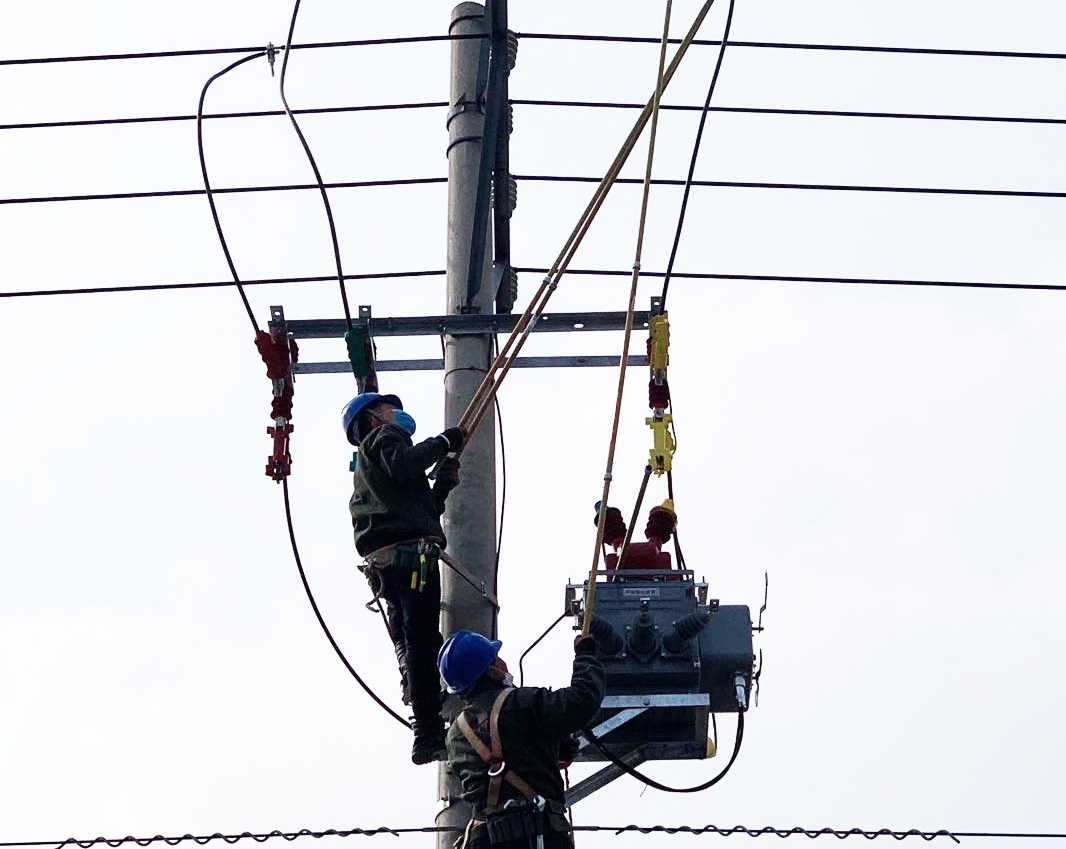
[445,652,606,811]
[349,423,450,556]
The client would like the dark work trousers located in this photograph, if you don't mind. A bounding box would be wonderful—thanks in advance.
[377,555,445,736]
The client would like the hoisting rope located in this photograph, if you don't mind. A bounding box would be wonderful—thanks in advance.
[437,0,719,465]
[581,0,674,638]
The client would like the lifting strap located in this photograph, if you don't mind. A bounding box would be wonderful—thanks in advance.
[455,688,538,811]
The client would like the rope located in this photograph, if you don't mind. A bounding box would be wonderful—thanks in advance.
[450,0,719,461]
[581,0,674,637]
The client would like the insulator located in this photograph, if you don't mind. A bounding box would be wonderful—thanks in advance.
[645,502,676,546]
[506,102,514,135]
[588,615,624,655]
[506,31,519,71]
[648,376,670,409]
[627,601,659,659]
[496,267,518,314]
[489,174,518,218]
[594,502,627,549]
[662,607,712,654]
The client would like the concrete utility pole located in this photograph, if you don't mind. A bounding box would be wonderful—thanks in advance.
[437,3,498,843]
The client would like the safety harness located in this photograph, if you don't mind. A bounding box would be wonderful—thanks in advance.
[453,689,571,849]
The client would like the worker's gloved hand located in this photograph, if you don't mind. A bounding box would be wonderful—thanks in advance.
[436,426,466,453]
[573,634,598,656]
[557,733,581,770]
[434,457,462,493]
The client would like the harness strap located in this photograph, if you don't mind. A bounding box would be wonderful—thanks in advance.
[455,688,538,810]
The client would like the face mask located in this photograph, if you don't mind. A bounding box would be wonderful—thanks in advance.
[500,672,514,688]
[393,410,417,435]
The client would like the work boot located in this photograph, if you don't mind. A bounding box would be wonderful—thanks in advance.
[411,732,447,765]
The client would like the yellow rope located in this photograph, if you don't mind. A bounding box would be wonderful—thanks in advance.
[582,0,673,638]
[454,0,719,445]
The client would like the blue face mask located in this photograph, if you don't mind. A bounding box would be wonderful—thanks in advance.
[393,410,417,436]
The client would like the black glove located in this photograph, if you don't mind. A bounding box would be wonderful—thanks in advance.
[436,426,466,453]
[557,733,580,769]
[434,457,461,493]
[573,634,598,656]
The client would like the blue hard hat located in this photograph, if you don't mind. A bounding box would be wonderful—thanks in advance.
[437,629,503,695]
[342,392,402,446]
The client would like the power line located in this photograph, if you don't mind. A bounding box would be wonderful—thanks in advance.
[0,177,445,206]
[5,31,1065,68]
[0,102,447,132]
[517,31,1066,61]
[0,34,483,67]
[8,824,1066,846]
[516,174,1066,200]
[6,269,1066,300]
[278,0,352,329]
[514,100,1066,127]
[0,270,445,299]
[6,175,1066,207]
[660,0,736,310]
[4,100,1062,134]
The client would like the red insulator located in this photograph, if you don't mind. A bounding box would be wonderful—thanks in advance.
[594,503,628,550]
[648,377,671,410]
[645,505,676,546]
[271,382,295,420]
[255,331,289,379]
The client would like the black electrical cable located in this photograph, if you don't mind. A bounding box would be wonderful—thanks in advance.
[7,268,1066,300]
[0,33,485,67]
[6,31,1064,68]
[0,101,449,132]
[660,0,735,311]
[278,1,352,329]
[0,177,444,205]
[517,32,1066,62]
[517,267,1066,292]
[512,99,1066,127]
[516,174,1066,199]
[0,270,445,299]
[582,711,743,793]
[11,175,1066,206]
[281,478,412,729]
[196,51,266,332]
[7,100,1064,134]
[517,612,568,687]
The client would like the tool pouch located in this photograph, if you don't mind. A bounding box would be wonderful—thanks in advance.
[394,541,440,592]
[485,807,546,846]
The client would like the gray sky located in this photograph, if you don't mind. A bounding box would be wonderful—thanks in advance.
[3,1,1066,847]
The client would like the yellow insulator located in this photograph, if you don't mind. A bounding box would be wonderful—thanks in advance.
[646,413,675,475]
[649,314,670,381]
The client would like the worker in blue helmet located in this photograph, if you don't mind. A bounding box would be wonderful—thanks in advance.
[438,630,605,849]
[342,390,466,765]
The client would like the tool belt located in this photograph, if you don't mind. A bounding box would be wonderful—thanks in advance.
[471,802,569,847]
[361,538,442,593]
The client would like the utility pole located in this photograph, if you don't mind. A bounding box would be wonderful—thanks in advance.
[437,3,498,843]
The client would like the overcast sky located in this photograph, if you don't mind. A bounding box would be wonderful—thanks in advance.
[3,2,1066,847]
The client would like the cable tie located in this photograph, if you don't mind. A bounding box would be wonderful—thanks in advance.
[266,43,277,76]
